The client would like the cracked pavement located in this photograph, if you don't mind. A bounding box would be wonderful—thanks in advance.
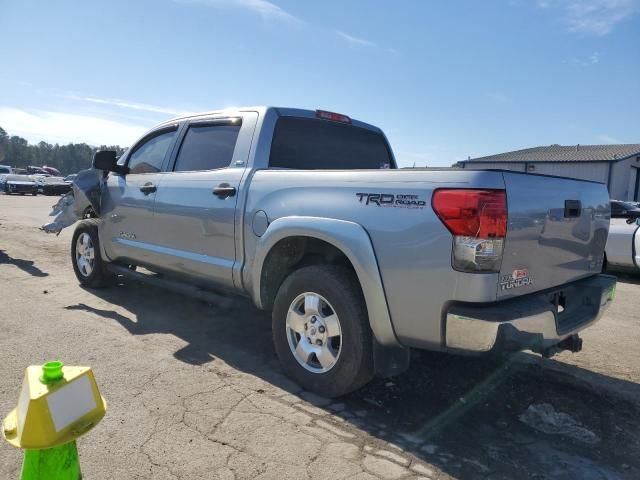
[1,195,640,479]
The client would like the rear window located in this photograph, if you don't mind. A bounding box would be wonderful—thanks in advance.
[174,124,241,172]
[0,167,10,174]
[269,117,393,170]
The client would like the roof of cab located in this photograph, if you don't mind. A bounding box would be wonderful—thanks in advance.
[157,106,383,133]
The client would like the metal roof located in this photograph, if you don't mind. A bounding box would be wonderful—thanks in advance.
[464,144,640,163]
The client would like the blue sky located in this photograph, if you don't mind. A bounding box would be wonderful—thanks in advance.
[0,0,638,166]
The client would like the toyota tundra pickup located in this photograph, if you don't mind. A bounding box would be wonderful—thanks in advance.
[72,106,616,397]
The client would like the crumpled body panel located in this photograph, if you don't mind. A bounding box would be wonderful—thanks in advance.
[41,169,102,235]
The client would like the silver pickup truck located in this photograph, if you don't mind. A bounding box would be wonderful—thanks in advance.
[72,106,616,397]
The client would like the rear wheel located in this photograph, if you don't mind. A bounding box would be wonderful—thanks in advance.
[71,219,114,288]
[272,265,374,397]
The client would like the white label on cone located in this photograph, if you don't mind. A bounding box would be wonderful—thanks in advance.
[17,379,30,433]
[47,375,97,432]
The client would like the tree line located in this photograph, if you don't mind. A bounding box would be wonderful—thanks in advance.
[0,126,126,175]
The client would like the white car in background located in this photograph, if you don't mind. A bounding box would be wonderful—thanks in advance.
[605,216,640,274]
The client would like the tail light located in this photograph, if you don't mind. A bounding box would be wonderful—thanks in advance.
[432,189,507,272]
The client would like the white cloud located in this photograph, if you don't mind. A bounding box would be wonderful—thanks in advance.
[178,0,395,53]
[596,133,620,143]
[539,0,640,35]
[571,51,600,66]
[336,30,376,48]
[0,107,149,146]
[485,92,512,105]
[177,0,301,23]
[65,94,188,116]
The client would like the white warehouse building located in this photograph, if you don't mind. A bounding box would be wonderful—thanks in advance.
[459,144,640,201]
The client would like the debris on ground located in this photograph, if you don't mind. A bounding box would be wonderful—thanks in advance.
[518,403,599,444]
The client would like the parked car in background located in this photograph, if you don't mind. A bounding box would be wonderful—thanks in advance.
[64,174,78,184]
[42,165,61,176]
[38,176,73,196]
[33,175,48,194]
[605,216,640,274]
[27,166,49,175]
[2,175,38,195]
[610,200,640,219]
[0,165,13,174]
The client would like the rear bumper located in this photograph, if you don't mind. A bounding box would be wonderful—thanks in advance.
[445,274,616,354]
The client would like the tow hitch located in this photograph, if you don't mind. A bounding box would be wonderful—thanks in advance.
[541,334,583,358]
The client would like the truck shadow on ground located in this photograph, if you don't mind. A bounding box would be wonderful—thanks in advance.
[67,280,640,480]
[608,272,640,285]
[0,249,48,277]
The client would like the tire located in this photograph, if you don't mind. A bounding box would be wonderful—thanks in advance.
[71,219,114,288]
[272,265,374,398]
[32,192,37,196]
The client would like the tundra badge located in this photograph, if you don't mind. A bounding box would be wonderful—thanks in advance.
[499,269,534,290]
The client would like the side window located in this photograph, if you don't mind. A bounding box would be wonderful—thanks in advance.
[128,129,177,174]
[174,124,241,172]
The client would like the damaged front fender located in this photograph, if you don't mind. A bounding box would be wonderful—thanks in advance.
[41,168,103,235]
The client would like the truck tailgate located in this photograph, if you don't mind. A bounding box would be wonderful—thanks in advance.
[498,172,610,299]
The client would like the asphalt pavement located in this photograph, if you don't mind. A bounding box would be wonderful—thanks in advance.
[1,194,639,480]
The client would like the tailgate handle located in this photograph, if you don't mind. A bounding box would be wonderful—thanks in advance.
[564,200,582,218]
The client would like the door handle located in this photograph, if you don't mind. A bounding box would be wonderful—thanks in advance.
[140,183,157,195]
[213,183,236,199]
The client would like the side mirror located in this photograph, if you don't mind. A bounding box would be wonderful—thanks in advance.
[93,150,128,174]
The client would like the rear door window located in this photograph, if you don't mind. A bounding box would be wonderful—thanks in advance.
[269,117,393,170]
[174,123,241,172]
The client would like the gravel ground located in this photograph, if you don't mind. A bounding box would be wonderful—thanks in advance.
[1,194,639,479]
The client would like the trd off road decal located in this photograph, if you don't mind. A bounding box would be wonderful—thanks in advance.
[356,193,426,209]
[499,269,534,290]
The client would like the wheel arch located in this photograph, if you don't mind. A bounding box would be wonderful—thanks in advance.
[249,216,400,347]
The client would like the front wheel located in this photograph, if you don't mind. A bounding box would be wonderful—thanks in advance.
[71,219,114,288]
[272,265,374,398]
